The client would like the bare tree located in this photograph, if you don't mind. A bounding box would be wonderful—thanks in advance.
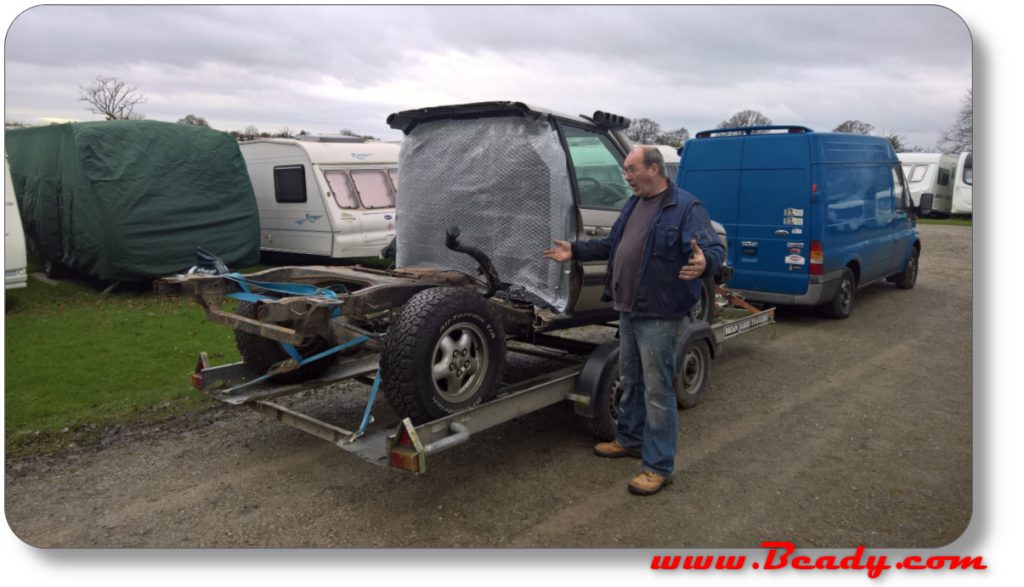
[833,120,875,135]
[274,127,293,138]
[78,76,146,120]
[177,114,209,127]
[656,126,690,147]
[938,89,972,154]
[626,118,663,144]
[886,133,907,153]
[717,110,772,130]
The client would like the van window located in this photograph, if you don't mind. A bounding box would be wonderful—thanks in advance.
[323,170,359,208]
[562,125,632,209]
[937,167,951,186]
[274,166,306,203]
[351,170,396,208]
[825,166,892,226]
[892,165,908,212]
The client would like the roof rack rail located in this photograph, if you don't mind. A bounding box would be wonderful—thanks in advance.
[695,126,813,138]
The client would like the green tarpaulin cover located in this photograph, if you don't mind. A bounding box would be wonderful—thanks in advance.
[5,120,259,281]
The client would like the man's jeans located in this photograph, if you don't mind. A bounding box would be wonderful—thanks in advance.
[616,313,687,477]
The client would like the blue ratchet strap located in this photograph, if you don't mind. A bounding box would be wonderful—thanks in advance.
[223,334,372,396]
[222,272,340,300]
[352,369,383,440]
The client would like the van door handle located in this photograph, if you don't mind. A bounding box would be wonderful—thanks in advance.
[774,230,790,237]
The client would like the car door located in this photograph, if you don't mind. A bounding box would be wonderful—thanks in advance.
[559,123,633,312]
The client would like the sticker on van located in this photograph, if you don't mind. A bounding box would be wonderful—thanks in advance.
[785,208,805,217]
[785,254,806,265]
[784,217,804,226]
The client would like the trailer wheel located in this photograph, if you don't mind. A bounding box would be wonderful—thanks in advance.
[690,276,716,323]
[889,247,919,290]
[822,268,856,319]
[585,347,623,441]
[381,287,505,424]
[675,338,712,409]
[234,302,337,383]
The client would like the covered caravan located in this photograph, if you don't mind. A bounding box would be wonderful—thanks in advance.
[5,120,260,281]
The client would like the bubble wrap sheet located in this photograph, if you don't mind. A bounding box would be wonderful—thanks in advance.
[396,116,575,312]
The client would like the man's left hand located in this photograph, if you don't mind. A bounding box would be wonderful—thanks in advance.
[678,239,706,281]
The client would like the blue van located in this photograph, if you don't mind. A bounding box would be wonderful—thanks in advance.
[677,126,922,318]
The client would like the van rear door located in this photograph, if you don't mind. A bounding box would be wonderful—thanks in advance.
[734,135,813,295]
[681,133,812,295]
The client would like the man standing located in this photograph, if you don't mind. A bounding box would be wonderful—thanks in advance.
[544,146,724,495]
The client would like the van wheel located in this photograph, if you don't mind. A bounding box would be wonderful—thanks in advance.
[690,276,716,323]
[234,302,337,383]
[381,287,505,424]
[890,248,919,290]
[675,338,712,409]
[823,268,856,319]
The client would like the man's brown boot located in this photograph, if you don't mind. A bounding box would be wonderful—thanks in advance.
[593,440,641,458]
[628,471,673,495]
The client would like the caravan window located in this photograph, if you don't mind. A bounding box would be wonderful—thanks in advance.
[274,166,306,203]
[891,165,908,212]
[963,154,973,185]
[937,167,951,186]
[351,170,396,209]
[323,170,359,208]
[388,168,398,189]
[906,164,928,183]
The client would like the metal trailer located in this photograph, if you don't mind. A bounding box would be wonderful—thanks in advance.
[187,291,774,474]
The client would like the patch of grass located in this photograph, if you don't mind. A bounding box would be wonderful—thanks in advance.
[4,274,242,457]
[917,216,972,226]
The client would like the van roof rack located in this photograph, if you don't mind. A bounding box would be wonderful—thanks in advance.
[295,135,368,143]
[695,126,814,138]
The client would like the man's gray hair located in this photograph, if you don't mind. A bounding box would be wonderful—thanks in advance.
[641,146,667,178]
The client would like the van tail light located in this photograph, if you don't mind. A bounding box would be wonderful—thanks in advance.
[809,241,824,275]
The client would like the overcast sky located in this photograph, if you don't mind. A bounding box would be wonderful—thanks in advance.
[3,4,970,148]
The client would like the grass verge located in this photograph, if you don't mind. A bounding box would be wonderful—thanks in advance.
[917,216,972,226]
[4,272,241,458]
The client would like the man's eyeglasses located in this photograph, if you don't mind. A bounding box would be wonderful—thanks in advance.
[621,164,649,178]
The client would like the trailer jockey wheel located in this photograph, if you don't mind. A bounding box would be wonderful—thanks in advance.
[381,287,505,424]
[233,302,337,383]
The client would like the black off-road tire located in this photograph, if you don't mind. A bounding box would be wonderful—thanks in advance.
[675,338,712,409]
[234,302,337,383]
[889,247,919,290]
[822,268,856,319]
[381,287,505,424]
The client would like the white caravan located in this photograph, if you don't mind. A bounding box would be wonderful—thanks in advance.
[240,137,400,259]
[4,157,28,289]
[652,144,682,180]
[898,153,958,217]
[952,151,973,215]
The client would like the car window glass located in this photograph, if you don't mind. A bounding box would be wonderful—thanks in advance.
[323,170,358,209]
[562,125,632,209]
[351,170,395,208]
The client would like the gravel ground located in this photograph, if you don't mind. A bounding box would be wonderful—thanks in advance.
[4,224,972,548]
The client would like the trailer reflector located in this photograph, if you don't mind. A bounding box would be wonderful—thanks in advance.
[388,418,426,474]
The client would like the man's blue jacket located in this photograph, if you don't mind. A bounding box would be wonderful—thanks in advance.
[572,183,725,319]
